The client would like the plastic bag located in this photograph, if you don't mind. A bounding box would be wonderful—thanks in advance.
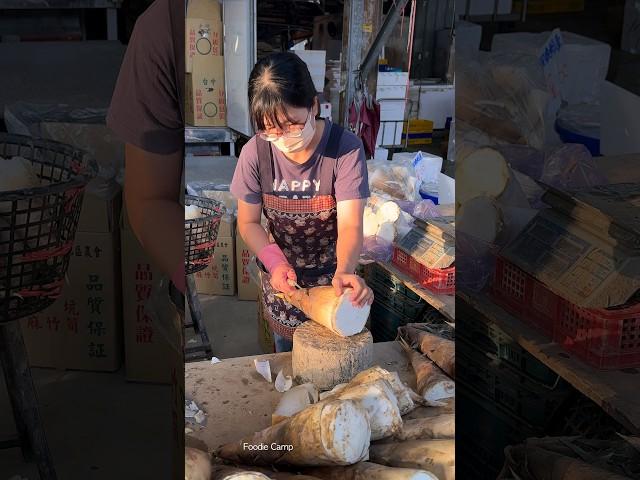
[367,158,420,202]
[360,235,393,263]
[541,143,608,191]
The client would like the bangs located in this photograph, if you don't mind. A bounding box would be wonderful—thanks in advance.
[250,88,297,132]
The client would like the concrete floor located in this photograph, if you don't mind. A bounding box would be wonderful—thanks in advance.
[187,295,263,359]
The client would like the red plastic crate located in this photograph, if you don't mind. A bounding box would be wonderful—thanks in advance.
[491,257,640,370]
[392,246,455,295]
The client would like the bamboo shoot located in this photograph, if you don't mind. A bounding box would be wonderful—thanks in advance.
[400,339,454,405]
[347,367,415,416]
[272,384,319,425]
[457,147,510,204]
[281,286,370,337]
[392,415,455,441]
[369,440,455,480]
[218,399,370,467]
[210,465,271,480]
[307,462,439,480]
[292,321,373,390]
[186,447,212,480]
[399,327,455,379]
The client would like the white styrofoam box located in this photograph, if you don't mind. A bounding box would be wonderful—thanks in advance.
[492,31,611,105]
[377,71,409,86]
[438,173,455,205]
[374,147,389,161]
[379,99,406,121]
[455,0,512,17]
[319,102,332,119]
[377,122,403,146]
[600,80,640,156]
[293,50,327,92]
[456,20,482,52]
[410,84,454,129]
[376,85,407,100]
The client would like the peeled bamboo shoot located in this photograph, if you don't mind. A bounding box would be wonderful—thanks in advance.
[400,340,454,405]
[218,399,371,467]
[369,440,455,480]
[393,415,455,441]
[185,204,203,220]
[363,208,380,237]
[186,447,212,480]
[281,286,370,337]
[307,462,439,480]
[376,222,396,243]
[376,201,401,224]
[399,327,455,379]
[292,321,373,390]
[457,147,510,204]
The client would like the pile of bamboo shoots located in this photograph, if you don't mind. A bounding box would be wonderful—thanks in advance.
[497,436,640,480]
[211,364,456,480]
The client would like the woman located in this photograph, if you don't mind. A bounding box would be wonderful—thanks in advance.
[231,52,374,352]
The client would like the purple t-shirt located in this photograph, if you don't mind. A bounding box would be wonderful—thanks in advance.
[231,120,370,203]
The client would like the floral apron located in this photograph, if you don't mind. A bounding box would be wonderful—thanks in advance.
[257,123,343,340]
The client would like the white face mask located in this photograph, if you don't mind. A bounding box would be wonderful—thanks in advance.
[270,113,316,154]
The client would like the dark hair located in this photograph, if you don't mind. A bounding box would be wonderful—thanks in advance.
[248,52,318,132]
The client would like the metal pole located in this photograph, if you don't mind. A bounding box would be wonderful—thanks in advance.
[342,0,366,128]
[0,322,57,479]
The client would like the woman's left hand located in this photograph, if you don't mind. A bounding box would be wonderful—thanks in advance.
[332,272,374,308]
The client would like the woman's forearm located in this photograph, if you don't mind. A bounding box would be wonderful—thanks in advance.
[238,221,271,257]
[336,226,363,274]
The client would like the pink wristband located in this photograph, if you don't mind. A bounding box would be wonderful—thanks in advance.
[258,243,289,274]
[171,263,185,294]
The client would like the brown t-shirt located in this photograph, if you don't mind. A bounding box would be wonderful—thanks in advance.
[107,0,185,154]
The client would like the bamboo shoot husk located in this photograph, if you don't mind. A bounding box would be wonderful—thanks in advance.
[307,462,439,480]
[402,401,455,421]
[217,399,370,467]
[347,367,415,415]
[186,447,212,480]
[280,286,370,337]
[399,327,455,379]
[292,321,373,390]
[369,440,455,480]
[392,415,455,441]
[272,384,319,425]
[400,339,455,405]
[210,465,271,480]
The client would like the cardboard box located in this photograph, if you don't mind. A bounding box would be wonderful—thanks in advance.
[185,0,223,73]
[236,228,260,301]
[216,214,236,238]
[78,187,122,234]
[194,236,235,296]
[21,229,122,372]
[185,55,227,127]
[121,209,182,384]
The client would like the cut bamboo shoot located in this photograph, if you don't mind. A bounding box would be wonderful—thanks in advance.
[210,465,271,479]
[281,286,370,337]
[292,321,373,390]
[393,415,455,441]
[457,196,502,246]
[364,208,381,237]
[399,327,455,379]
[186,447,212,480]
[217,399,371,467]
[307,462,439,480]
[376,201,401,224]
[457,147,510,204]
[376,222,396,243]
[400,339,455,405]
[369,440,455,480]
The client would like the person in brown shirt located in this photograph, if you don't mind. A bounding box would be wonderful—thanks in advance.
[107,0,185,293]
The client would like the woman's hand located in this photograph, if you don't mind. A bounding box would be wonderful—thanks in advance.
[270,264,298,294]
[332,272,374,308]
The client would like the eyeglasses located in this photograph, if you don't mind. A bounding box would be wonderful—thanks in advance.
[258,111,311,141]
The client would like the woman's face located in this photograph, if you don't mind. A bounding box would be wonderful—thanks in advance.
[262,103,316,137]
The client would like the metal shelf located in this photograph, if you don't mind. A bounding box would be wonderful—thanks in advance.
[185,126,238,144]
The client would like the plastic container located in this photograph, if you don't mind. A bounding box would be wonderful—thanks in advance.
[392,246,455,295]
[491,256,640,370]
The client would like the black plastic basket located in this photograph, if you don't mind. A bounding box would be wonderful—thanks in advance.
[0,133,96,323]
[184,195,225,275]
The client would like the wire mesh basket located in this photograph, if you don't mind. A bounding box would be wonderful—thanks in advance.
[0,133,96,323]
[184,195,225,275]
